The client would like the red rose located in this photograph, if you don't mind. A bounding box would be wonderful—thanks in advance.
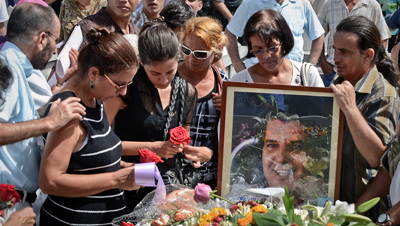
[138,149,164,164]
[121,221,134,226]
[169,126,191,145]
[0,184,20,205]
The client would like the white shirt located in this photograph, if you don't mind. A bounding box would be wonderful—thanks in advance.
[231,60,324,87]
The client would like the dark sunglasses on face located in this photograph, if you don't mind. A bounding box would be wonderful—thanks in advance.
[181,44,213,60]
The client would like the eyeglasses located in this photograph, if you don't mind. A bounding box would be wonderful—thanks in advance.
[250,43,282,56]
[104,73,133,90]
[45,31,60,43]
[181,45,213,60]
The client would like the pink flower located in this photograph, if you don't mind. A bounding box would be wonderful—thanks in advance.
[151,219,163,226]
[160,214,170,225]
[194,183,212,204]
[229,204,239,214]
[212,217,222,223]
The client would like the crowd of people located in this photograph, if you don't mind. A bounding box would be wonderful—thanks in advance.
[1,0,400,225]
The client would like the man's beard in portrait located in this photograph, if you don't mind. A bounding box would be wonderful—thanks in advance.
[31,41,52,70]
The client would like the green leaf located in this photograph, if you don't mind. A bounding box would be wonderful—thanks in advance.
[282,186,295,223]
[253,213,286,226]
[230,214,244,223]
[355,197,380,213]
[328,216,346,225]
[342,213,372,223]
[266,209,285,216]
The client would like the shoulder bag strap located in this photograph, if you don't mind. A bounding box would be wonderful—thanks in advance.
[211,65,223,95]
[300,62,312,86]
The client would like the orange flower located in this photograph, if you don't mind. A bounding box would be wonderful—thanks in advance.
[209,211,219,218]
[318,131,325,136]
[217,207,227,216]
[245,212,256,225]
[199,222,209,226]
[237,217,250,226]
[251,205,267,213]
[200,214,212,222]
[327,223,334,226]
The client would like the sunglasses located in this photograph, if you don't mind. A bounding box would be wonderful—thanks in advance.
[250,43,282,56]
[181,45,213,60]
[104,73,133,90]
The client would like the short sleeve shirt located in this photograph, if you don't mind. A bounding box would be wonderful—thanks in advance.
[0,42,41,192]
[227,0,325,63]
[319,0,391,66]
[214,0,243,8]
[334,66,400,218]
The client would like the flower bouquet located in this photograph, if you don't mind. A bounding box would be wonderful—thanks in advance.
[0,184,21,223]
[112,184,218,226]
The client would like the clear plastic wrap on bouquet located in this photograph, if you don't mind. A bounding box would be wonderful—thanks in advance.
[111,184,218,226]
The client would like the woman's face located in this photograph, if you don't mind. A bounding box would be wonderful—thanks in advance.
[249,34,284,72]
[182,34,215,73]
[143,58,178,89]
[95,67,137,102]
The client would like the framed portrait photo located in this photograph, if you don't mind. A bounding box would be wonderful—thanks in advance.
[217,82,344,206]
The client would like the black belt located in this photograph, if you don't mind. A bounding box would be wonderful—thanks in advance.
[16,190,37,203]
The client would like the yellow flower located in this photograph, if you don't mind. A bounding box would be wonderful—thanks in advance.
[209,211,219,218]
[237,217,250,226]
[251,205,268,213]
[200,214,212,222]
[217,207,227,216]
[245,212,256,225]
[199,222,209,226]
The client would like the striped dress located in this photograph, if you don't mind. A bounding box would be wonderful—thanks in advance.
[40,91,126,225]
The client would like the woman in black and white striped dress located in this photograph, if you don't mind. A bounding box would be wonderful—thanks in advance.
[38,28,140,225]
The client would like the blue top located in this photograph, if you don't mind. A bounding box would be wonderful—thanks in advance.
[0,41,41,192]
[386,7,400,29]
[227,0,325,63]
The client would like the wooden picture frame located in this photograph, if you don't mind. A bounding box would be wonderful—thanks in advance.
[217,82,344,206]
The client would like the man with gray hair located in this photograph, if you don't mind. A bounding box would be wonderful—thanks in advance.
[0,3,85,222]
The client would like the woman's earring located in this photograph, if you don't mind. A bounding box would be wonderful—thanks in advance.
[90,81,95,90]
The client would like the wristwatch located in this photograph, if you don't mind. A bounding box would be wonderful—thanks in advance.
[377,213,391,226]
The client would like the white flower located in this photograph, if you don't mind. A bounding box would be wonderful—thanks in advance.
[331,200,355,216]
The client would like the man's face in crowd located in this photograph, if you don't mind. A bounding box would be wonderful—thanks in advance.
[108,0,140,18]
[32,15,60,70]
[185,0,202,15]
[333,31,370,84]
[262,119,307,189]
[143,0,165,16]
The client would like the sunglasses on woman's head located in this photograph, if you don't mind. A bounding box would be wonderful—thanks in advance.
[181,45,213,60]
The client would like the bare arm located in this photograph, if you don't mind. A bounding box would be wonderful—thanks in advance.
[3,207,36,226]
[0,97,85,146]
[387,200,400,225]
[0,22,6,36]
[121,140,183,159]
[355,168,390,209]
[213,1,233,21]
[225,29,246,73]
[39,119,139,197]
[318,42,334,75]
[331,81,387,168]
[309,34,324,65]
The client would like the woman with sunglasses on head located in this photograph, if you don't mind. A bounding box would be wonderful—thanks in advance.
[38,28,140,225]
[177,17,228,189]
[231,9,323,87]
[104,21,211,213]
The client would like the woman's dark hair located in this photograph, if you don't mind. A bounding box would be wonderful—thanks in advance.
[138,21,180,65]
[78,28,138,77]
[160,0,195,30]
[336,15,399,87]
[243,9,294,58]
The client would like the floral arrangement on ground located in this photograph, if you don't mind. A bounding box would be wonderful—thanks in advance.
[112,184,379,226]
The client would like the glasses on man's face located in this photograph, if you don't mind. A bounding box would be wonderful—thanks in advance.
[250,43,282,56]
[103,73,133,90]
[181,45,213,60]
[45,31,60,43]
